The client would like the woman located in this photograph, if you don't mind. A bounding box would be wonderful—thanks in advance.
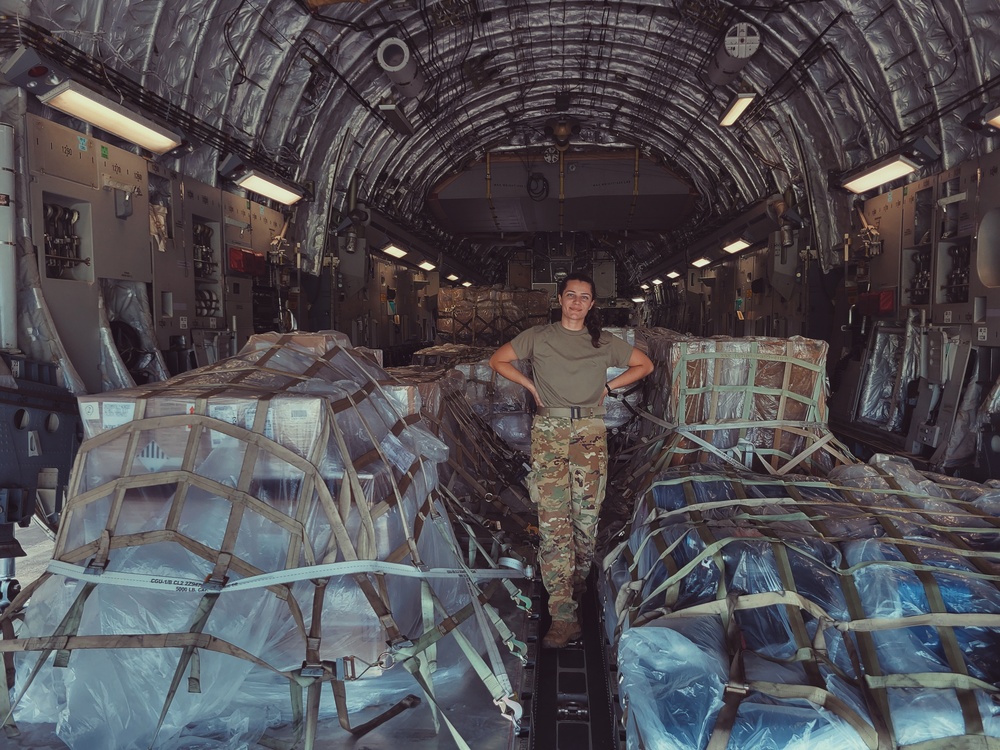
[489,272,654,647]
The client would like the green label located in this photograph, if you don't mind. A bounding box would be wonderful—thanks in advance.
[101,145,109,159]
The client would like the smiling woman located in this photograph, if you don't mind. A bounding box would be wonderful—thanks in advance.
[488,272,653,648]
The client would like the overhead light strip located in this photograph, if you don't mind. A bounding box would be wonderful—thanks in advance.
[235,170,304,206]
[38,80,182,154]
[723,237,751,254]
[719,92,756,127]
[841,155,919,194]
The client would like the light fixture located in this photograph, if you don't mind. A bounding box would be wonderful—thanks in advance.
[651,278,664,285]
[234,170,304,206]
[983,105,1000,130]
[631,296,645,303]
[446,273,459,281]
[840,155,919,194]
[723,237,751,254]
[692,258,712,268]
[461,281,472,287]
[666,271,681,279]
[640,283,650,290]
[383,243,407,259]
[38,80,182,154]
[719,91,756,127]
[418,260,436,271]
[379,102,415,136]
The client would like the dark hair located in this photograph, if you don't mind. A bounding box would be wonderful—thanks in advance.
[558,272,602,347]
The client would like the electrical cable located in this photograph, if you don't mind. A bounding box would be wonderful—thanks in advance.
[526,172,549,202]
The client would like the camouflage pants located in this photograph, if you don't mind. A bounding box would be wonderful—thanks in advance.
[527,415,608,622]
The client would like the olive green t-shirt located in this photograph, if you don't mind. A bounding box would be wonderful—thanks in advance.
[510,323,634,408]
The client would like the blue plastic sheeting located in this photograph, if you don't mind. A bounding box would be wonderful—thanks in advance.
[604,459,1000,748]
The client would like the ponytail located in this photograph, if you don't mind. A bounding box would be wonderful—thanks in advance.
[585,307,602,348]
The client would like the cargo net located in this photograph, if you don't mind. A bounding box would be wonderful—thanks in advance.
[601,455,1000,750]
[619,333,856,479]
[436,287,549,347]
[0,333,529,750]
[384,363,535,543]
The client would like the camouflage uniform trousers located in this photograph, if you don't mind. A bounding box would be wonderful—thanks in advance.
[527,415,608,623]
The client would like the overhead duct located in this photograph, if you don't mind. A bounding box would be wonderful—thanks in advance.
[377,37,425,99]
[705,23,761,88]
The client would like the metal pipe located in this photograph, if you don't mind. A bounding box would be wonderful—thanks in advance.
[0,122,15,350]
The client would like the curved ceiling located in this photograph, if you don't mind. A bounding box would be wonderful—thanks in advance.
[4,0,1000,289]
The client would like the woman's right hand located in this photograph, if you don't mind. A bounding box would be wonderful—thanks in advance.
[527,382,544,408]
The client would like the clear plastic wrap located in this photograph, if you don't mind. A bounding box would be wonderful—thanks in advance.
[10,332,512,750]
[856,318,919,432]
[455,358,533,454]
[617,617,871,750]
[618,620,727,750]
[632,333,843,475]
[100,279,171,386]
[604,462,1000,749]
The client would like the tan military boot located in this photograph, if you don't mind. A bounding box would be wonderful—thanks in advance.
[542,619,582,648]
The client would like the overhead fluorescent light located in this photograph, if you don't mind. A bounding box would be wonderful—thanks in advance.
[651,278,664,285]
[666,271,681,279]
[640,283,650,290]
[841,155,919,194]
[418,260,436,271]
[446,273,459,281]
[723,237,751,254]
[719,91,756,127]
[38,80,182,154]
[692,257,712,268]
[631,296,645,303]
[235,170,304,206]
[383,243,407,259]
[461,281,472,287]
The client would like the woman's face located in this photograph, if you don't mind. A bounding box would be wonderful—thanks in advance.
[559,279,595,325]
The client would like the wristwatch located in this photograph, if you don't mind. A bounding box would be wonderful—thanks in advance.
[605,383,616,398]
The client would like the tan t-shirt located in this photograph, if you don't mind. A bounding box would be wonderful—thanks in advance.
[510,323,634,408]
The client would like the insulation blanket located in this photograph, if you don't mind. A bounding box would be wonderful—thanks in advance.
[8,332,505,750]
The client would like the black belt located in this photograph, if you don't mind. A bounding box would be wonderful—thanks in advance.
[536,406,606,419]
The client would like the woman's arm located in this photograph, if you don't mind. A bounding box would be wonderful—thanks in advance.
[606,347,654,391]
[489,342,544,407]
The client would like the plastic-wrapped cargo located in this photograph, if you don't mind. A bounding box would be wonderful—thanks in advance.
[454,358,533,455]
[629,333,853,477]
[617,619,873,750]
[436,287,548,346]
[601,327,643,431]
[385,364,534,531]
[1,332,523,750]
[856,318,920,433]
[601,459,1000,749]
[410,342,494,367]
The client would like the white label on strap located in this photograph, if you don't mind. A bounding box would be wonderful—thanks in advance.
[47,558,527,594]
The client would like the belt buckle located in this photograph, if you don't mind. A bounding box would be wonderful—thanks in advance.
[570,406,582,419]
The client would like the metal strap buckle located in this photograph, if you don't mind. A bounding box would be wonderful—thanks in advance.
[570,406,582,419]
